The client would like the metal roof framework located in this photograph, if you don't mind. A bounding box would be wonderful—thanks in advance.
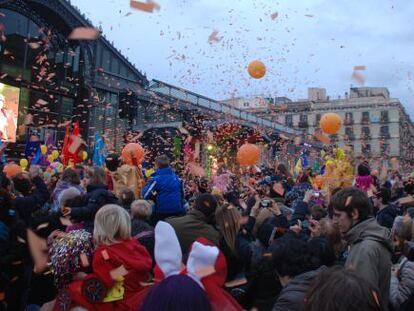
[149,79,301,135]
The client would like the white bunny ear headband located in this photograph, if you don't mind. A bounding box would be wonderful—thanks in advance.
[154,221,219,289]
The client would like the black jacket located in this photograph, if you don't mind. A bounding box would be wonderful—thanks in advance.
[14,176,50,224]
[272,266,326,311]
[70,184,119,231]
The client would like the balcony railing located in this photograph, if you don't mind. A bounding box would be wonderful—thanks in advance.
[361,134,371,140]
[361,118,370,124]
[345,134,355,141]
[380,133,391,139]
[344,119,354,125]
[380,117,389,123]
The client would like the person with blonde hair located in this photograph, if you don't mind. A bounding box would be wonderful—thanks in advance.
[67,204,152,310]
[130,200,155,260]
[215,198,260,281]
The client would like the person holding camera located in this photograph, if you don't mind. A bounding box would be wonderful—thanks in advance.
[390,216,414,311]
[215,195,261,282]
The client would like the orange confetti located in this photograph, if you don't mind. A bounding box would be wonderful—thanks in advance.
[28,42,41,49]
[314,130,331,144]
[353,65,366,71]
[68,27,100,40]
[208,30,222,44]
[130,0,160,13]
[352,71,365,86]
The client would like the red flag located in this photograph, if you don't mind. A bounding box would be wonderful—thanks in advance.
[72,121,80,136]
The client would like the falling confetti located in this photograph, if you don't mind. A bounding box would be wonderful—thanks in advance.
[271,12,279,20]
[68,27,100,40]
[352,71,365,86]
[208,30,223,44]
[130,0,160,13]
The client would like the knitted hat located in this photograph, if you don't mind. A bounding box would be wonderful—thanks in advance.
[58,187,81,209]
[195,193,218,217]
[140,275,211,311]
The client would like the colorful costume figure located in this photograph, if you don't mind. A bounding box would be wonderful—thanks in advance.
[63,239,152,311]
[111,164,145,199]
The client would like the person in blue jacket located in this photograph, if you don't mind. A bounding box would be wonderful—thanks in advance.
[142,155,185,224]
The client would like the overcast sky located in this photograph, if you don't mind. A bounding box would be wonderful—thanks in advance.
[71,0,414,117]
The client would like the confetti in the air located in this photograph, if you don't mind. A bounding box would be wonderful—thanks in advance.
[68,27,100,40]
[130,0,160,13]
[208,30,223,44]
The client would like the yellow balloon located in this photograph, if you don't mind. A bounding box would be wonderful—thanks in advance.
[145,168,154,178]
[82,151,88,161]
[51,150,59,160]
[40,145,47,155]
[47,155,54,162]
[20,159,29,169]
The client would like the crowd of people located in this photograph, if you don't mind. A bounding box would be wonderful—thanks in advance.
[1,153,414,311]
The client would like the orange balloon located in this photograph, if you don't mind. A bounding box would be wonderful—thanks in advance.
[320,113,342,135]
[3,163,23,178]
[121,143,145,166]
[237,144,261,166]
[248,60,266,79]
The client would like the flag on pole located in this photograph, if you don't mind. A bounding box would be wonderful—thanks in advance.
[93,132,106,167]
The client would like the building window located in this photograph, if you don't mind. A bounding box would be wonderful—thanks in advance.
[315,114,321,126]
[381,111,389,123]
[111,57,119,74]
[285,115,293,126]
[361,126,370,138]
[345,127,354,139]
[362,144,371,154]
[119,64,127,77]
[380,125,390,137]
[243,102,250,107]
[299,114,308,128]
[102,49,111,71]
[345,112,353,125]
[96,43,103,68]
[362,111,370,123]
[381,142,389,153]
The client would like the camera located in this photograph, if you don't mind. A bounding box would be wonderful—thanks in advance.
[261,199,271,208]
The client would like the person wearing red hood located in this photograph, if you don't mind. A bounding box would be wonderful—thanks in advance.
[64,204,152,311]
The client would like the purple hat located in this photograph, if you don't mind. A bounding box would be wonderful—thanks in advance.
[140,274,211,311]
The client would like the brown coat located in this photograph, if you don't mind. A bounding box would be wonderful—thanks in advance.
[166,209,220,254]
